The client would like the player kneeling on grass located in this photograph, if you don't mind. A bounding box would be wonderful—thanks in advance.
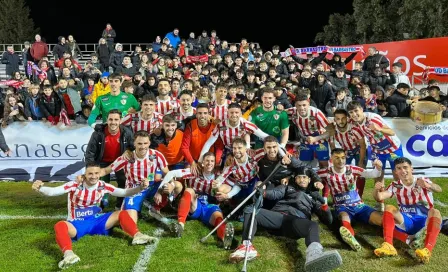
[317,148,384,251]
[158,152,235,249]
[373,157,443,264]
[229,168,343,272]
[32,163,156,270]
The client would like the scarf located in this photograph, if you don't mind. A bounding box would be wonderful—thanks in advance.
[0,80,23,89]
[422,66,448,81]
[186,54,209,64]
[281,45,365,57]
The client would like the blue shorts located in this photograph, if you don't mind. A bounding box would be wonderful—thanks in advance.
[396,213,427,235]
[373,145,403,170]
[169,162,187,170]
[235,177,259,200]
[346,147,369,166]
[123,186,156,212]
[70,212,113,241]
[336,204,375,224]
[190,196,221,226]
[299,141,329,162]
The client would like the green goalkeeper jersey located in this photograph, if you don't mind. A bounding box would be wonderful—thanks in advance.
[88,92,141,126]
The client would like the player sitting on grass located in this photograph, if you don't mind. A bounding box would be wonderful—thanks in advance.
[158,152,235,249]
[99,130,182,222]
[373,157,443,264]
[229,168,343,272]
[317,148,384,251]
[32,163,156,269]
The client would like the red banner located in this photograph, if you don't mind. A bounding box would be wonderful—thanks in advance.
[328,37,448,83]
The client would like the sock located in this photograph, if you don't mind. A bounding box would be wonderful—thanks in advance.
[342,220,355,236]
[356,177,366,198]
[119,211,139,237]
[425,217,441,251]
[383,211,395,244]
[393,229,409,243]
[178,191,192,224]
[153,194,168,211]
[54,221,72,253]
[214,217,226,241]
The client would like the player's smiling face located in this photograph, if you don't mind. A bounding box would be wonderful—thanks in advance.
[142,100,155,115]
[216,87,227,100]
[348,107,364,123]
[202,155,215,172]
[262,92,275,109]
[295,100,309,117]
[394,162,413,182]
[134,136,150,157]
[107,113,121,133]
[180,94,192,111]
[163,122,177,138]
[332,152,346,170]
[264,141,278,159]
[334,114,348,129]
[228,108,241,123]
[84,166,101,186]
[232,143,246,160]
[158,81,171,96]
[196,108,209,126]
[295,175,310,189]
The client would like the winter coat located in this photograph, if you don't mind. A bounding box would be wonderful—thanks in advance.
[1,51,22,76]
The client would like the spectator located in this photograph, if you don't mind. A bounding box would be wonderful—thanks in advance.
[75,105,92,124]
[347,61,365,79]
[386,83,415,117]
[2,95,26,128]
[66,35,83,60]
[165,28,181,50]
[91,72,111,103]
[324,52,357,74]
[362,46,389,73]
[102,23,116,51]
[0,125,12,156]
[55,51,82,70]
[419,85,448,117]
[355,85,377,113]
[39,84,66,125]
[115,56,138,77]
[57,78,82,119]
[88,73,140,127]
[186,32,200,56]
[85,109,133,208]
[81,77,95,106]
[363,67,395,93]
[30,34,49,63]
[152,36,162,53]
[1,46,22,79]
[52,36,69,61]
[109,43,126,72]
[375,86,389,117]
[310,72,335,113]
[391,62,410,87]
[198,31,211,54]
[329,68,349,94]
[273,87,293,110]
[24,84,43,121]
[22,41,32,78]
[327,88,352,116]
[96,38,111,71]
[130,45,143,67]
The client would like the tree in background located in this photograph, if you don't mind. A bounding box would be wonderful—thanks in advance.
[0,0,39,44]
[315,0,448,45]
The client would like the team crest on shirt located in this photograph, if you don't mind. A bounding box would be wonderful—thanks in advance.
[393,183,403,189]
[121,99,127,105]
[316,144,328,151]
[273,114,279,120]
[220,126,227,131]
[148,154,156,160]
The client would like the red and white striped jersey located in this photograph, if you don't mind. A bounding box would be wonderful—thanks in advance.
[121,112,163,134]
[288,106,329,144]
[168,107,197,122]
[211,117,259,148]
[220,149,265,186]
[63,180,116,220]
[330,123,364,152]
[209,100,231,122]
[351,112,401,154]
[386,177,434,214]
[156,97,179,115]
[111,149,168,188]
[317,165,365,207]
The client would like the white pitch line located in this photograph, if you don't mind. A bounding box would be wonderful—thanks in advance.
[0,215,66,220]
[131,228,165,272]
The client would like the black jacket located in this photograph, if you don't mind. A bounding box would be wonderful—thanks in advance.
[311,80,335,112]
[274,91,293,109]
[292,52,328,69]
[0,126,9,152]
[386,90,411,117]
[1,51,22,76]
[85,124,134,164]
[323,53,357,72]
[362,53,389,72]
[264,183,332,225]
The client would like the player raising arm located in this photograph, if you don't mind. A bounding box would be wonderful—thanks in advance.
[32,163,156,269]
[373,157,443,264]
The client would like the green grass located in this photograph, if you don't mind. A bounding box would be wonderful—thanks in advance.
[0,179,447,272]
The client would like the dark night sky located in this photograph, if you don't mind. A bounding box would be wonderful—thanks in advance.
[25,0,353,51]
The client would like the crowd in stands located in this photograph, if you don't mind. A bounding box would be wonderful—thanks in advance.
[0,24,447,128]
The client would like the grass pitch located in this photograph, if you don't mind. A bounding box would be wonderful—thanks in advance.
[0,179,447,272]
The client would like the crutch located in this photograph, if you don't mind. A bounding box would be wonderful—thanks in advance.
[241,186,263,272]
[200,161,284,243]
